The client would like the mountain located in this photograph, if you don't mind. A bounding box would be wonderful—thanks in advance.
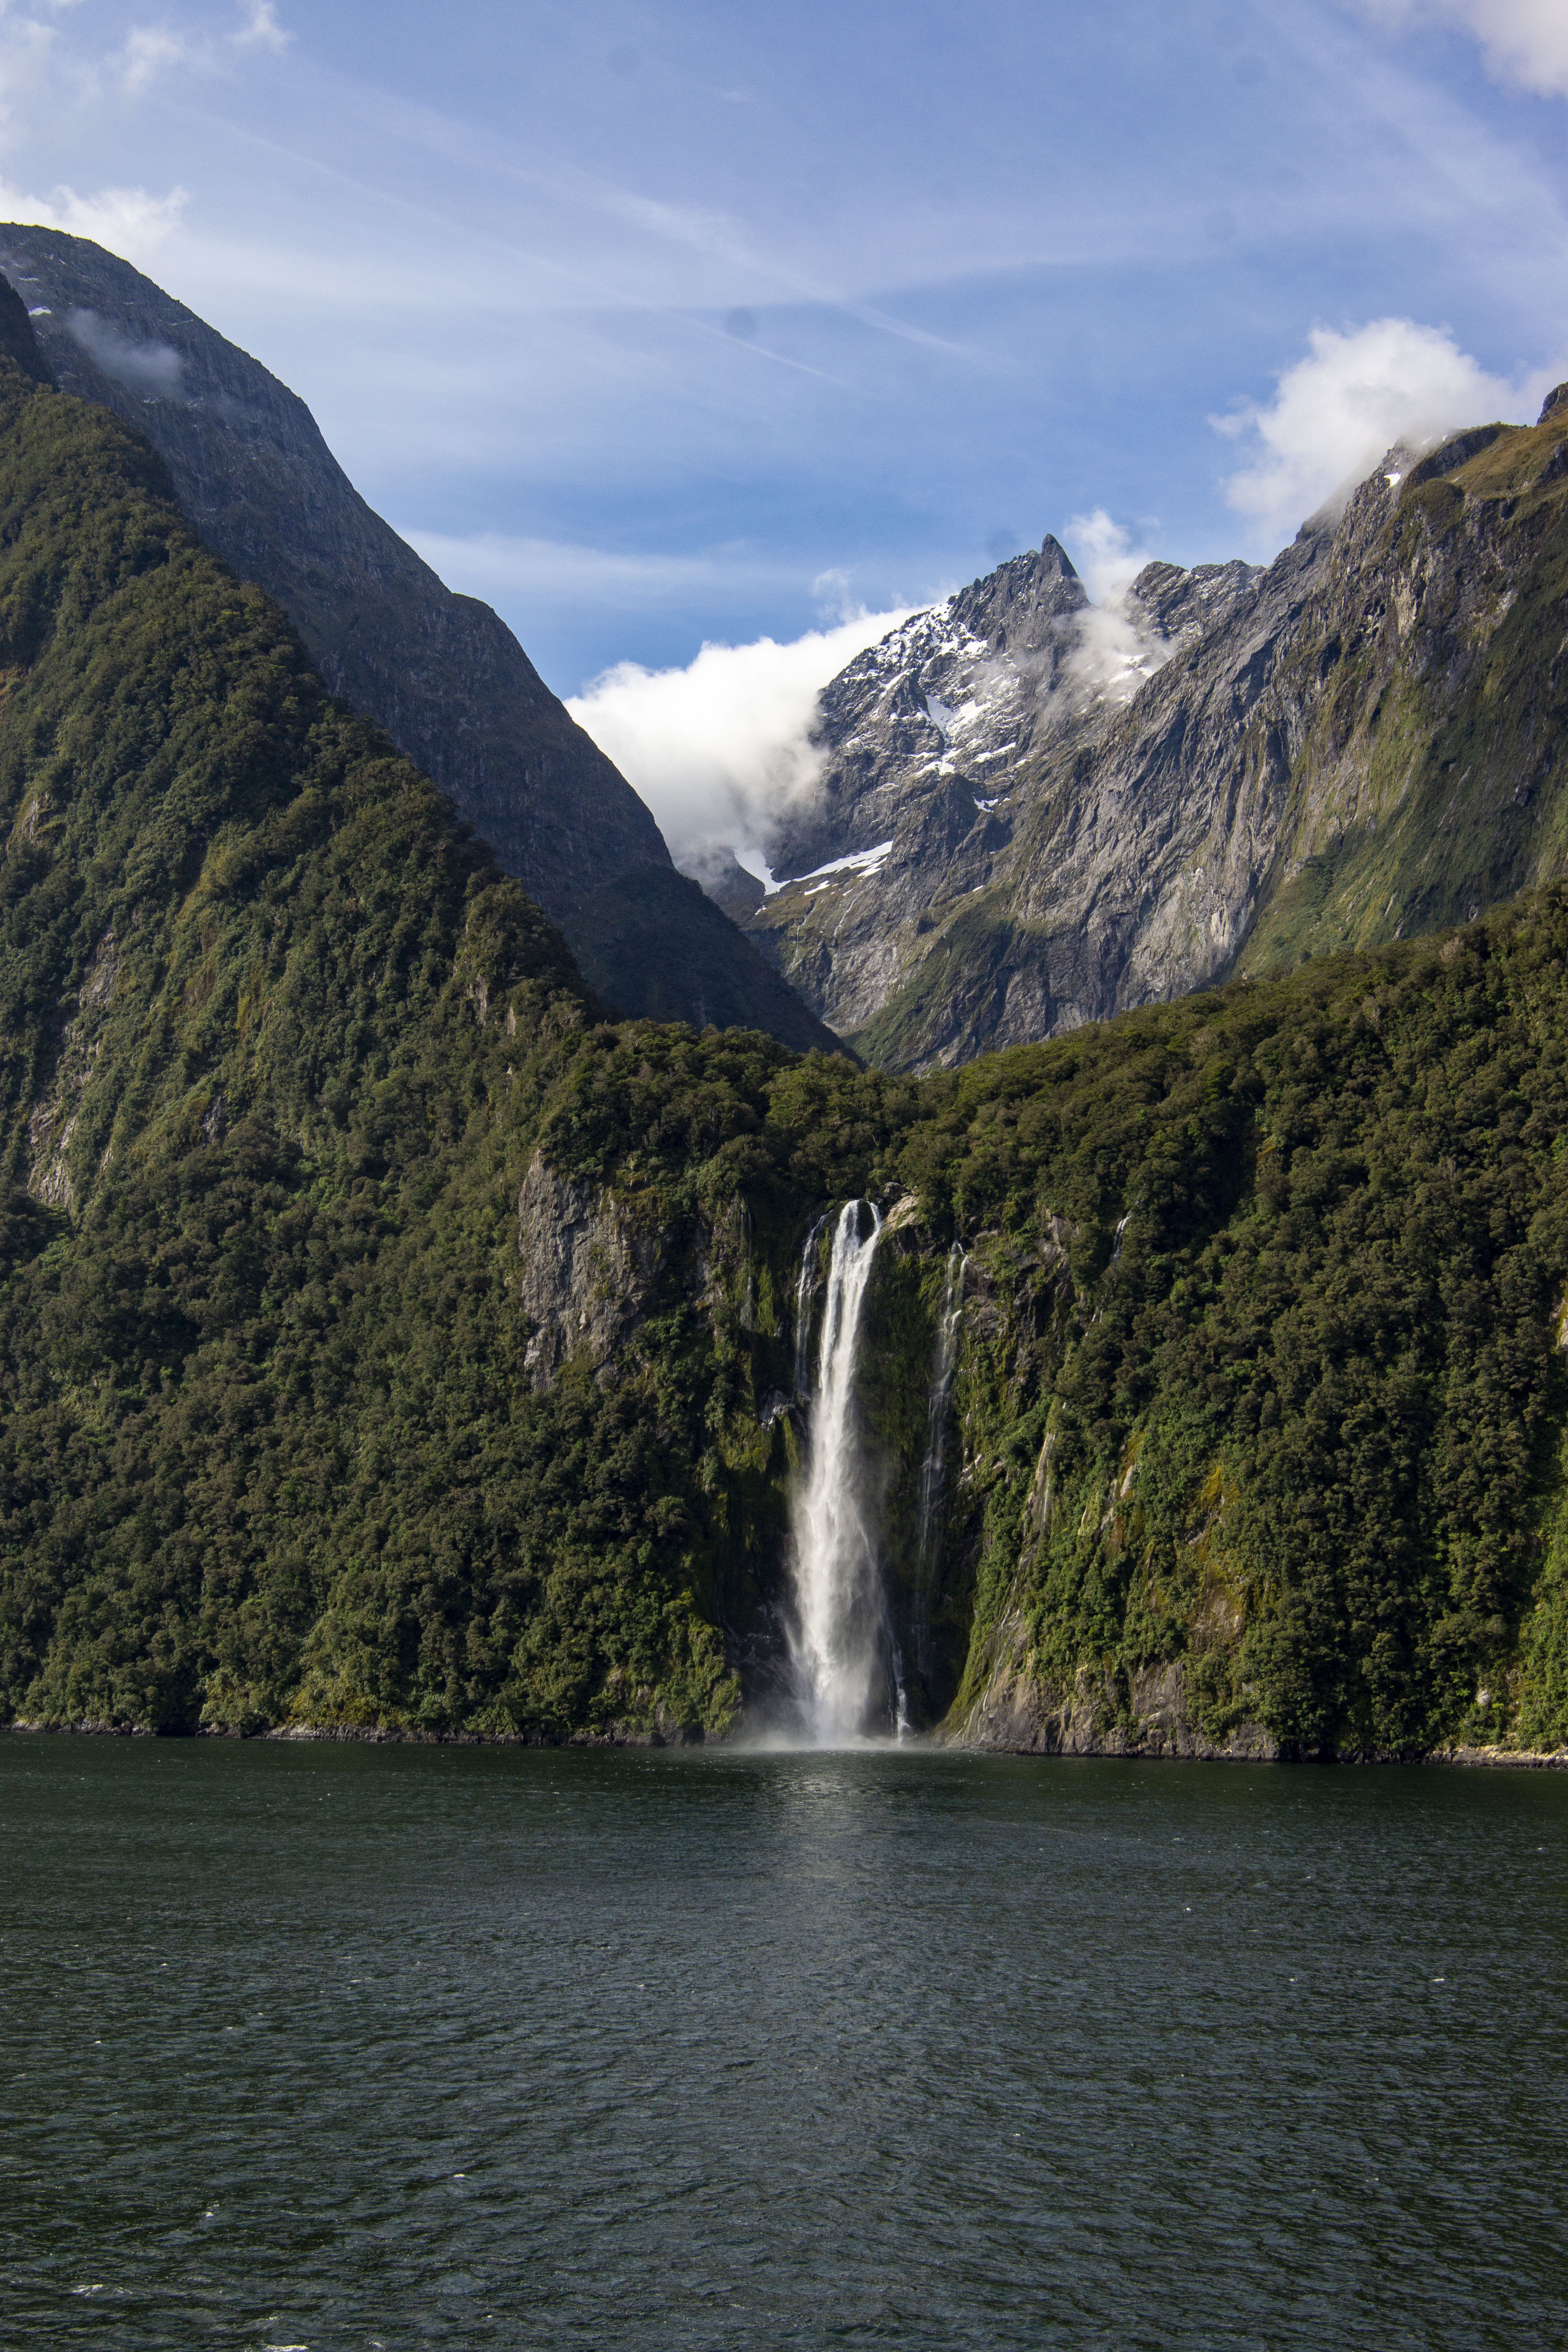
[746,394,1568,1067]
[4,285,1568,1763]
[0,226,835,1054]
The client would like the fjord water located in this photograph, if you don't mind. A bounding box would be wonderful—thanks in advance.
[5,1742,1567,2352]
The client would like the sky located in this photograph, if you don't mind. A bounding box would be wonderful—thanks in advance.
[3,0,1567,866]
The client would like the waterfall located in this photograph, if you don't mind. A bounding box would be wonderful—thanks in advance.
[792,1212,828,1395]
[788,1199,886,1743]
[912,1244,965,1680]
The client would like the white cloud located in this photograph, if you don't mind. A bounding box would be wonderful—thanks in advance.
[1215,318,1556,549]
[1061,507,1157,608]
[115,22,203,94]
[0,7,61,126]
[567,612,911,874]
[2,1,289,111]
[1058,509,1172,706]
[0,173,187,258]
[1353,0,1568,100]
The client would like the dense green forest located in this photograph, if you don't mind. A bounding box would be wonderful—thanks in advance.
[2,306,1568,1758]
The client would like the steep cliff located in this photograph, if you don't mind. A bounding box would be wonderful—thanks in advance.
[0,228,835,1051]
[747,394,1568,1071]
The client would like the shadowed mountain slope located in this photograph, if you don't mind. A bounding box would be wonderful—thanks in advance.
[0,227,835,1053]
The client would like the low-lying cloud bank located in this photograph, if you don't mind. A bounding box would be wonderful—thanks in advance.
[567,610,911,877]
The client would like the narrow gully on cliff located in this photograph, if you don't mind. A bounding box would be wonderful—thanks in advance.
[788,1199,889,1744]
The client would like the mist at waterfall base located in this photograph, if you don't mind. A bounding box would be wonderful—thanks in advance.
[8,1735,1566,2351]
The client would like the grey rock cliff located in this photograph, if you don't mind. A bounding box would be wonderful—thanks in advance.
[517,1154,666,1389]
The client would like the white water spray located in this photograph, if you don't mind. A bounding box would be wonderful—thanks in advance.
[788,1200,886,1743]
[912,1245,965,1681]
[792,1212,828,1394]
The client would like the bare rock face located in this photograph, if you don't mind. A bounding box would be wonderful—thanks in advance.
[25,925,122,1213]
[748,526,1329,1057]
[517,1154,666,1389]
[950,1613,1279,1760]
[751,537,1134,1036]
[767,536,1091,881]
[0,269,53,385]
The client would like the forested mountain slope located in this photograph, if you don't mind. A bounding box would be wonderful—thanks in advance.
[0,230,833,1052]
[3,293,1568,1762]
[748,392,1568,1070]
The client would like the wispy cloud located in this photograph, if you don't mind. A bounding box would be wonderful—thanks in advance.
[113,4,290,92]
[233,0,288,54]
[0,0,290,122]
[404,528,817,613]
[1061,508,1159,608]
[115,23,204,95]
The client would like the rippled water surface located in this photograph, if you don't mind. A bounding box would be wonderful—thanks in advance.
[4,1737,1567,2350]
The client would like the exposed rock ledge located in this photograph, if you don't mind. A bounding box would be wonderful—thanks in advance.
[947,1612,1279,1761]
[1427,1743,1568,1771]
[516,1150,665,1389]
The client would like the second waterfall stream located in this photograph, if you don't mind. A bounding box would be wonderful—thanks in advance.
[788,1200,887,1744]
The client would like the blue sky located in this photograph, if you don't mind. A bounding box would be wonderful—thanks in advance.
[3,0,1566,701]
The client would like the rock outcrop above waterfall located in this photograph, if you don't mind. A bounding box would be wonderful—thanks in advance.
[746,393,1568,1067]
[0,228,835,1052]
[517,1154,666,1389]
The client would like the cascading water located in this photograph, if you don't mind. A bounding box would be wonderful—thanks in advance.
[911,1244,965,1681]
[788,1200,886,1743]
[792,1212,828,1395]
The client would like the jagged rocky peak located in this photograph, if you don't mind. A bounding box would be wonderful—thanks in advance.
[748,388,1568,1070]
[767,535,1091,882]
[1124,556,1263,649]
[946,530,1087,648]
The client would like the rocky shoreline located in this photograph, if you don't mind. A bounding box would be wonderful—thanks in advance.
[6,1715,1566,1767]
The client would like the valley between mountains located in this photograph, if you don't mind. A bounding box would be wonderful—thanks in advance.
[3,245,1568,1764]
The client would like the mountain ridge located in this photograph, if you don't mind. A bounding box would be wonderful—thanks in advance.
[746,390,1568,1069]
[0,227,836,1054]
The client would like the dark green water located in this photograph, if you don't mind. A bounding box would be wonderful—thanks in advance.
[4,1737,1566,2350]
